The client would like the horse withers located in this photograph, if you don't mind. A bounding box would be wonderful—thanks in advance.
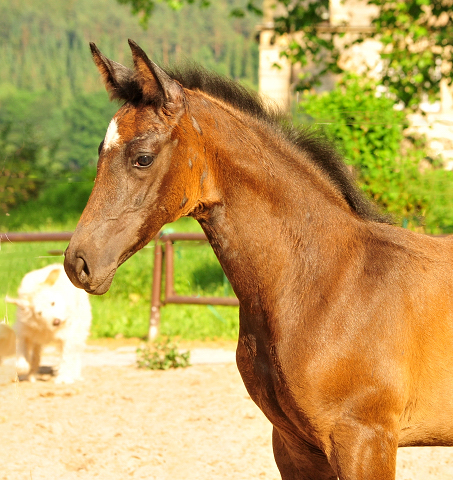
[64,40,453,479]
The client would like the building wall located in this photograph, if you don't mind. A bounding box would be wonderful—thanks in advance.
[258,0,292,110]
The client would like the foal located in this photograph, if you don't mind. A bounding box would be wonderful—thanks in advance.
[64,40,453,479]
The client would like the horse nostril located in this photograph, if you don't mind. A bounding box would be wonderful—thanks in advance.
[75,256,90,281]
[52,319,61,326]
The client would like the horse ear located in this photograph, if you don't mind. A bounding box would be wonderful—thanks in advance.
[128,39,184,111]
[90,43,135,101]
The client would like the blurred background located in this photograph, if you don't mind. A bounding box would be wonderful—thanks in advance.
[1,0,452,341]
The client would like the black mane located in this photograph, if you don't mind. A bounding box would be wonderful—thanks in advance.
[166,64,390,224]
[126,63,390,224]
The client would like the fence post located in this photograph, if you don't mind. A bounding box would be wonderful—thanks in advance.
[164,238,175,300]
[148,241,163,340]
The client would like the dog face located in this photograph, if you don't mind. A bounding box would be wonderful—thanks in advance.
[31,288,68,330]
[7,266,70,334]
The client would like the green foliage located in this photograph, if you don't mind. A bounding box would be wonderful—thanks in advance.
[366,0,453,110]
[0,0,150,104]
[117,0,210,26]
[123,0,453,110]
[136,338,191,370]
[298,75,428,218]
[270,0,453,110]
[0,86,63,211]
[57,91,117,171]
[140,0,259,83]
[0,137,41,213]
[0,0,259,103]
[117,0,262,25]
[417,169,453,234]
[298,75,453,233]
[0,87,114,214]
[119,0,453,110]
[274,0,342,89]
[0,174,94,232]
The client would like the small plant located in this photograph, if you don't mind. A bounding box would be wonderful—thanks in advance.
[136,338,191,370]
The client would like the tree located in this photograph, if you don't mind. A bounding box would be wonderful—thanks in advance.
[115,0,260,26]
[365,0,453,110]
[0,86,63,211]
[118,0,453,111]
[273,0,453,110]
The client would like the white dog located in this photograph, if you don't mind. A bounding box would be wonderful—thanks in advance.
[7,264,92,384]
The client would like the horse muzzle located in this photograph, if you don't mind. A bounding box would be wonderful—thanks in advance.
[64,247,117,295]
[64,205,150,295]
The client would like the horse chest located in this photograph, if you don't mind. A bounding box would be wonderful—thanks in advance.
[236,332,303,432]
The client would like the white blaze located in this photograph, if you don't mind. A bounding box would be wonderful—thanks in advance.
[104,119,120,151]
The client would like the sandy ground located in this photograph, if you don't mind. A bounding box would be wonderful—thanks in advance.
[2,341,453,480]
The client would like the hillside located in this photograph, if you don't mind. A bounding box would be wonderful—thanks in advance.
[0,0,259,104]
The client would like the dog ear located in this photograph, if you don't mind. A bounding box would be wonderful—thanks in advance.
[43,268,61,287]
[5,295,28,308]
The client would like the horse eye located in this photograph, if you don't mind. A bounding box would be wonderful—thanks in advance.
[134,155,155,168]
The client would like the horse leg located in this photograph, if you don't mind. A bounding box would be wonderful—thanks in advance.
[272,427,337,480]
[327,419,398,480]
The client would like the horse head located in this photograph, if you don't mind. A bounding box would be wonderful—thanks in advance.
[64,40,214,294]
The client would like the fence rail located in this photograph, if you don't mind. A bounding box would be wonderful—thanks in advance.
[1,230,239,339]
[149,232,239,339]
[0,232,73,243]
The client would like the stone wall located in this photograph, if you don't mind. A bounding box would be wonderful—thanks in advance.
[407,112,453,170]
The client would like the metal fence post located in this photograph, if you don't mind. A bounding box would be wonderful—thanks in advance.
[164,238,175,300]
[148,241,163,340]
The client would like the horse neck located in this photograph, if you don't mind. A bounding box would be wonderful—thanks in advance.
[189,95,362,307]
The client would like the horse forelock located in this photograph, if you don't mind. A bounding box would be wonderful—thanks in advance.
[102,104,169,155]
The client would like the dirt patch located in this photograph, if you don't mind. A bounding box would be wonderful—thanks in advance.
[1,345,453,479]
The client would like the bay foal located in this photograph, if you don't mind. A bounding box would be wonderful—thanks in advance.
[65,40,453,479]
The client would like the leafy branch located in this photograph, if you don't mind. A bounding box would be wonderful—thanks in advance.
[123,0,453,111]
[273,0,453,110]
[365,0,453,109]
[117,0,261,26]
